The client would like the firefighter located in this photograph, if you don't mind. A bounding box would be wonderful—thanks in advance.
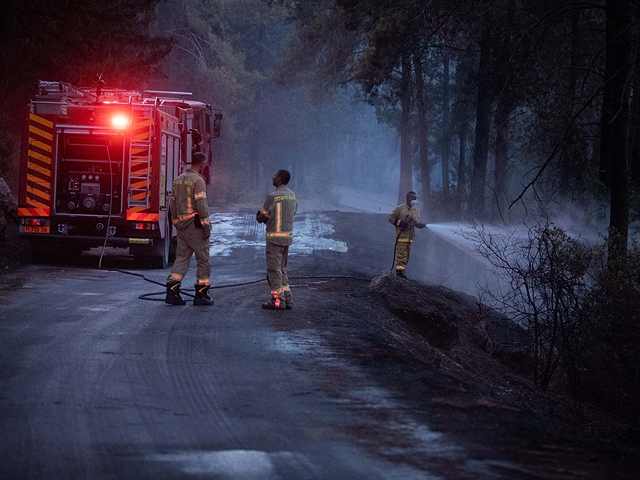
[256,169,297,310]
[389,191,425,278]
[165,152,213,306]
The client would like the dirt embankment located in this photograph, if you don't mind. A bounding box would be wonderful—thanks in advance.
[292,273,640,478]
[368,271,638,438]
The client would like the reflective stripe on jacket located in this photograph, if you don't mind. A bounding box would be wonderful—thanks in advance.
[257,185,297,246]
[169,169,211,231]
[388,203,421,240]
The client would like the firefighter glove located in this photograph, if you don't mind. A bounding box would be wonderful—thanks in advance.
[399,215,417,230]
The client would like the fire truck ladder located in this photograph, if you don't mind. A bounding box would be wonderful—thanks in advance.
[127,109,153,208]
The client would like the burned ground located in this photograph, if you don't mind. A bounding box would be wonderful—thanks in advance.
[291,274,640,478]
[1,210,639,478]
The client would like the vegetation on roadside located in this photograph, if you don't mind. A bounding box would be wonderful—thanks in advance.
[468,221,640,425]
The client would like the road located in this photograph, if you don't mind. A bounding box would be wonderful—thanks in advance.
[0,211,637,479]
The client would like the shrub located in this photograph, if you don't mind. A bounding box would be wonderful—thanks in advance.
[468,221,640,425]
[575,243,640,425]
[468,221,596,390]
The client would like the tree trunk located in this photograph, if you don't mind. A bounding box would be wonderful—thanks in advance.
[414,44,430,213]
[249,97,261,190]
[398,52,413,204]
[629,27,640,190]
[469,9,493,219]
[598,0,631,189]
[492,99,509,222]
[441,46,451,202]
[605,0,632,258]
[457,104,468,215]
[491,3,513,223]
[631,91,640,189]
[559,10,580,193]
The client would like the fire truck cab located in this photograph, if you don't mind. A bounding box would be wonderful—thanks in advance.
[18,81,222,268]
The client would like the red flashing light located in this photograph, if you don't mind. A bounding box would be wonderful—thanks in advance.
[112,114,129,129]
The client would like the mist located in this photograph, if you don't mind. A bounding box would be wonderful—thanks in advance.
[1,0,640,439]
[230,86,404,210]
[150,0,636,249]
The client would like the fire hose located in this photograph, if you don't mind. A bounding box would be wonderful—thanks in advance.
[92,149,370,300]
[99,247,372,301]
[98,143,114,270]
[91,169,370,300]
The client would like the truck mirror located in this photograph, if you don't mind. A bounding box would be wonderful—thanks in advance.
[213,113,222,138]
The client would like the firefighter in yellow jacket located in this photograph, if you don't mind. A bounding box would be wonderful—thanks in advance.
[389,191,425,278]
[165,152,213,306]
[256,169,297,310]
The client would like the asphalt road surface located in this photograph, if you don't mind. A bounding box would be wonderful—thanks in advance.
[1,211,638,479]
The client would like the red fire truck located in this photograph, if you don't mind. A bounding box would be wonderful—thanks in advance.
[18,80,221,268]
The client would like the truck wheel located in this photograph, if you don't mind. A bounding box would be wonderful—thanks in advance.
[32,249,51,264]
[150,235,169,269]
[64,247,83,264]
[31,240,64,264]
[133,255,151,269]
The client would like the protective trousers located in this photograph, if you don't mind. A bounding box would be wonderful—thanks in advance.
[167,223,211,286]
[266,242,292,307]
[395,239,412,272]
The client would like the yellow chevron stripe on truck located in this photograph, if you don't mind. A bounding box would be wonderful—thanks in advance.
[26,114,53,213]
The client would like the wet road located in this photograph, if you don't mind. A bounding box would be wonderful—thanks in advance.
[0,211,636,479]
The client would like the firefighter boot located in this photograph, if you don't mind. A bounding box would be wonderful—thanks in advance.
[396,269,406,279]
[262,295,286,310]
[193,284,214,306]
[165,281,187,305]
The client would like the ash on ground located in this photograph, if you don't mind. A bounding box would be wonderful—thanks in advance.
[368,271,633,437]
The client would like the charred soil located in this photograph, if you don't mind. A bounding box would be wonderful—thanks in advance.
[285,273,640,479]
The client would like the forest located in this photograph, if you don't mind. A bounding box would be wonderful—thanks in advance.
[1,1,639,246]
[0,0,639,423]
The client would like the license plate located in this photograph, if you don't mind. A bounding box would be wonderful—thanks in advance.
[21,226,50,234]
